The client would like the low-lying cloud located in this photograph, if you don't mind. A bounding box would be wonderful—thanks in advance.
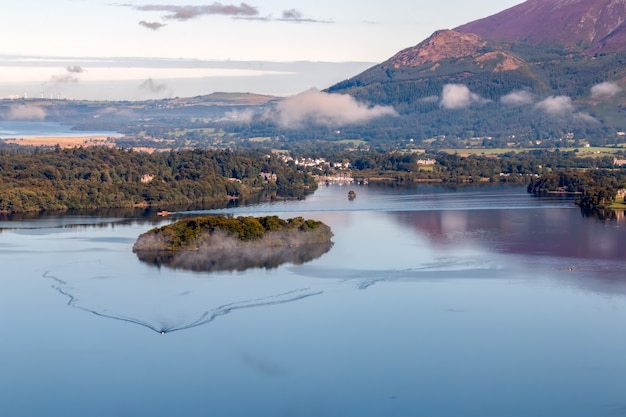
[574,112,598,123]
[535,95,597,122]
[591,81,623,97]
[441,84,489,109]
[225,109,256,123]
[535,95,575,116]
[272,88,396,128]
[501,90,534,106]
[6,104,47,121]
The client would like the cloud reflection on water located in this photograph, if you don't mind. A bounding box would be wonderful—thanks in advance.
[390,208,626,261]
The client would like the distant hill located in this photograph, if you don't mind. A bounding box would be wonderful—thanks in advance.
[326,0,626,143]
[0,92,281,138]
[167,92,279,107]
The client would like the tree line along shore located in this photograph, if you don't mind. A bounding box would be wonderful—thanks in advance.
[0,145,625,213]
[0,147,316,213]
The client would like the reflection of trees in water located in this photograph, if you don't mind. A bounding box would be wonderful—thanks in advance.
[580,207,626,222]
[136,241,333,272]
[0,189,313,230]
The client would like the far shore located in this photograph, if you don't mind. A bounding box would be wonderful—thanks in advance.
[2,136,116,148]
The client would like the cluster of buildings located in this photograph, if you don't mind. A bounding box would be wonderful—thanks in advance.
[276,154,351,170]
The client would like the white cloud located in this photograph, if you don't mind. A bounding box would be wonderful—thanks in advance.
[534,95,597,123]
[6,104,47,120]
[272,88,396,128]
[225,109,256,123]
[535,96,575,116]
[501,90,534,106]
[574,112,598,123]
[591,82,623,97]
[440,84,488,109]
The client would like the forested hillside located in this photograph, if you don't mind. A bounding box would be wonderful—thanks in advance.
[326,39,626,143]
[0,147,316,213]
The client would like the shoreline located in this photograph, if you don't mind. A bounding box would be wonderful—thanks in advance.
[1,135,118,148]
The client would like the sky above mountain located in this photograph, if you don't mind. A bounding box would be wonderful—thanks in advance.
[0,0,522,100]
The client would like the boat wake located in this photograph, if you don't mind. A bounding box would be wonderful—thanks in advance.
[43,268,322,334]
[291,258,506,290]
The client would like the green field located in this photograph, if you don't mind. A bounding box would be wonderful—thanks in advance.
[609,197,626,209]
[566,146,624,156]
[439,146,626,157]
[336,139,367,146]
[439,148,531,155]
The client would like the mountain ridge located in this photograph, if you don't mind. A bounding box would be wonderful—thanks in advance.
[455,0,626,53]
[380,30,527,74]
[383,30,487,68]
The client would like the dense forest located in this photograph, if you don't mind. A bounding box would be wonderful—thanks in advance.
[528,170,626,209]
[0,147,316,213]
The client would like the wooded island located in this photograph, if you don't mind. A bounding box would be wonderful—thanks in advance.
[133,215,334,272]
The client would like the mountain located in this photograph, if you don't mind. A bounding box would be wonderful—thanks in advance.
[455,0,626,54]
[376,29,527,73]
[330,29,540,95]
[326,0,626,144]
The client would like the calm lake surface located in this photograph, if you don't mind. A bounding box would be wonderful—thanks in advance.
[2,184,626,417]
[0,121,119,138]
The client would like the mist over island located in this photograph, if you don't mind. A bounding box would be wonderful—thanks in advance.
[133,215,334,272]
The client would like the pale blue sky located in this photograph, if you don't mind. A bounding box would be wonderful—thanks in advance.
[0,0,523,99]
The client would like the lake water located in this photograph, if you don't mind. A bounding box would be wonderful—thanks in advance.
[2,184,626,417]
[0,121,120,138]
